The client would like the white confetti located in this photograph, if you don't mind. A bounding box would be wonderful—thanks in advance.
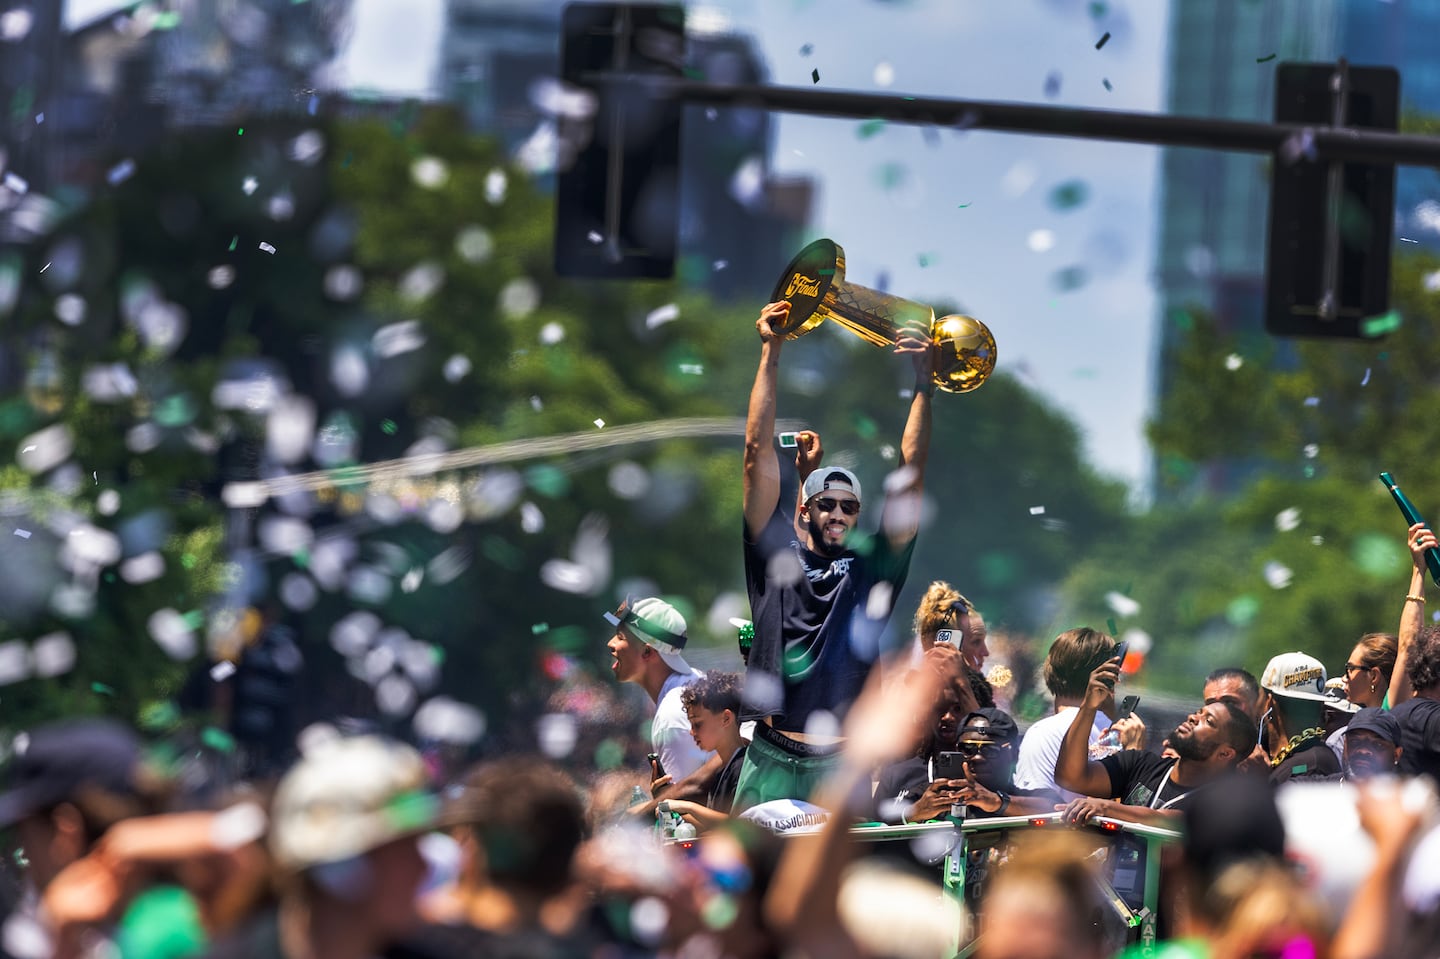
[1029,505,1046,515]
[210,660,237,682]
[1274,507,1302,532]
[1224,353,1243,371]
[1303,443,1319,459]
[120,552,165,584]
[1264,561,1294,590]
[586,230,603,244]
[13,529,29,539]
[443,355,472,382]
[539,322,565,345]
[594,418,605,429]
[3,172,29,195]
[31,633,75,678]
[645,303,680,329]
[1361,367,1372,386]
[873,60,895,87]
[106,159,136,185]
[1105,591,1141,617]
[713,259,728,271]
[242,176,258,196]
[678,363,703,375]
[484,168,508,205]
[411,156,450,189]
[148,608,197,661]
[258,242,276,254]
[1027,229,1055,253]
[536,712,578,759]
[1303,396,1320,407]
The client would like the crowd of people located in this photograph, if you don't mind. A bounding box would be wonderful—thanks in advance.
[5,301,1440,959]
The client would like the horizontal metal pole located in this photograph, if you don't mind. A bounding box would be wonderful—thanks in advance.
[613,75,1440,168]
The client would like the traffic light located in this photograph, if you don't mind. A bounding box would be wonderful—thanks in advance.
[554,3,684,279]
[1265,63,1398,338]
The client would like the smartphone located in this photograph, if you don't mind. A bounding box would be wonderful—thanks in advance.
[1111,641,1129,665]
[1118,695,1140,720]
[934,628,957,648]
[648,753,666,779]
[935,751,965,781]
[778,431,799,448]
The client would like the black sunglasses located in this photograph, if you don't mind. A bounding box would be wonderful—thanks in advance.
[957,739,1006,758]
[811,496,860,516]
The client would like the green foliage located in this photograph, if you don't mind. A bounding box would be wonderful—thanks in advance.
[1067,251,1440,686]
[0,105,1138,743]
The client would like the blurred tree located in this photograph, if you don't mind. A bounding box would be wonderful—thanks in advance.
[0,106,1138,757]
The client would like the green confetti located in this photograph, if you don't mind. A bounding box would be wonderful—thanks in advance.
[1352,532,1405,579]
[1225,595,1260,627]
[1361,310,1402,337]
[811,68,820,84]
[531,622,550,635]
[1048,179,1090,211]
[858,118,887,139]
[181,553,197,569]
[92,683,116,696]
[201,727,237,754]
[1052,265,1089,291]
[237,127,244,136]
[1088,1,1108,17]
[957,201,972,208]
[227,236,238,252]
[1256,54,1277,63]
[381,419,397,435]
[594,738,625,771]
[1095,32,1111,50]
[1102,78,1113,91]
[917,252,935,268]
[1107,617,1118,638]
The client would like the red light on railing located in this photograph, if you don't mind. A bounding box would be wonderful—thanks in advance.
[1029,818,1050,827]
[1099,821,1120,832]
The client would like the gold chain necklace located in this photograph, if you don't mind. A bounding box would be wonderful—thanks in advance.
[1269,727,1327,767]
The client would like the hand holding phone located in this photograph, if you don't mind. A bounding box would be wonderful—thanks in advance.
[1117,695,1140,720]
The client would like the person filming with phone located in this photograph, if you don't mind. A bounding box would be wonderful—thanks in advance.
[1054,657,1257,827]
[874,692,1057,823]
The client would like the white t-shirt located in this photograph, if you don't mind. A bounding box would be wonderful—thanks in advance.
[653,671,713,782]
[1014,706,1111,803]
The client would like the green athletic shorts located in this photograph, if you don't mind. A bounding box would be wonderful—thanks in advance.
[732,723,842,813]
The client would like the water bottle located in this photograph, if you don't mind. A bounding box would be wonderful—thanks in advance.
[629,784,646,808]
[674,820,697,841]
[656,800,677,839]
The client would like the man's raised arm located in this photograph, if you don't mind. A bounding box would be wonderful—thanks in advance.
[879,327,935,550]
[743,301,789,540]
[1054,660,1120,798]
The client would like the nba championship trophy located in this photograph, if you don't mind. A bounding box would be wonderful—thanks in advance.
[770,238,996,394]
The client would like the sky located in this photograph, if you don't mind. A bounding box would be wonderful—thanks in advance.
[64,0,1170,496]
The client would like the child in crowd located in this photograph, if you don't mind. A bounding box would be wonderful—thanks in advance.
[661,673,750,831]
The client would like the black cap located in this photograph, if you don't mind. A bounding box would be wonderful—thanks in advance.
[1347,706,1401,746]
[1182,773,1285,881]
[960,707,1019,744]
[0,719,143,828]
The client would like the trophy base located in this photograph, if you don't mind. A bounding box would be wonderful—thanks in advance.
[770,239,844,339]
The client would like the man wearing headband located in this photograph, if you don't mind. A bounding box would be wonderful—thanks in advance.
[604,595,713,784]
[734,299,935,810]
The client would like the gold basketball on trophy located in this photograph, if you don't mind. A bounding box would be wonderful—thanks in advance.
[771,239,996,394]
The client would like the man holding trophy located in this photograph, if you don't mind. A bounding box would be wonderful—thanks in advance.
[733,292,939,812]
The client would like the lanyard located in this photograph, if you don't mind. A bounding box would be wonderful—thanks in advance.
[1148,762,1201,810]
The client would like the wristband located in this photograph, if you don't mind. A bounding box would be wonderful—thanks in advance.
[1407,595,1426,604]
[995,790,1011,816]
